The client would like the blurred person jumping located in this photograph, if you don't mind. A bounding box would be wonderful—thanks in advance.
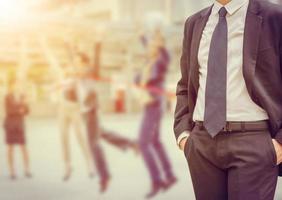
[4,80,32,180]
[137,30,177,199]
[58,68,93,181]
[75,54,110,192]
[76,53,138,193]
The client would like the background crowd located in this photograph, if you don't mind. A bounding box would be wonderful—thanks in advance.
[0,0,281,200]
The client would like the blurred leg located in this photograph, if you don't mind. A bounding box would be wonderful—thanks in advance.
[86,110,110,192]
[152,124,174,181]
[73,113,93,175]
[151,107,175,182]
[101,129,137,152]
[20,145,32,178]
[91,143,110,192]
[7,145,16,179]
[60,113,72,180]
[139,106,170,198]
[138,107,161,184]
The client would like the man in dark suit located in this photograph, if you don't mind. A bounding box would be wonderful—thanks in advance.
[174,0,282,199]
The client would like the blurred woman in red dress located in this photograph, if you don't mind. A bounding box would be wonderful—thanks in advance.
[4,80,31,180]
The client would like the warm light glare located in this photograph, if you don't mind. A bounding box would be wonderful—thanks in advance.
[0,0,29,23]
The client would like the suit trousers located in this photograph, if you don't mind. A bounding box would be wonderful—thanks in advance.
[85,109,110,181]
[184,125,279,200]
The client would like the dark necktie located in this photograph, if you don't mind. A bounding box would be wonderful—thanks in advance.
[204,7,228,137]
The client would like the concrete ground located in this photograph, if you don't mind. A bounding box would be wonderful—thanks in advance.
[0,114,281,200]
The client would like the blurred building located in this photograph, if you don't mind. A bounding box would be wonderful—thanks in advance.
[0,0,211,116]
[116,0,209,24]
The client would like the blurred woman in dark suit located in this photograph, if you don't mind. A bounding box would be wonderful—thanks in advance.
[4,81,31,180]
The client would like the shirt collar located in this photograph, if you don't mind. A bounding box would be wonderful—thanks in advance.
[212,0,249,16]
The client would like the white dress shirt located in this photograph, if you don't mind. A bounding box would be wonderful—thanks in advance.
[178,0,269,145]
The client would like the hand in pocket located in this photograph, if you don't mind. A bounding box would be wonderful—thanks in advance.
[272,139,282,165]
[180,137,189,151]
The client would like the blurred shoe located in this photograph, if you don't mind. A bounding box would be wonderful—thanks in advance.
[89,172,95,179]
[163,176,177,191]
[25,172,33,179]
[10,174,17,180]
[145,181,166,199]
[100,177,111,193]
[63,168,73,182]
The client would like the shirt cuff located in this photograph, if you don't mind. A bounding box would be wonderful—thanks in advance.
[177,131,190,147]
[275,129,282,144]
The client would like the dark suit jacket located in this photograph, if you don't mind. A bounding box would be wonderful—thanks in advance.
[4,93,29,134]
[174,0,282,176]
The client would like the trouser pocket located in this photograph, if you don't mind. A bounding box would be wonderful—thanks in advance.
[266,134,277,167]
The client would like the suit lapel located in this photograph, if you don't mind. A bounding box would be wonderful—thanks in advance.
[190,7,212,92]
[242,0,262,95]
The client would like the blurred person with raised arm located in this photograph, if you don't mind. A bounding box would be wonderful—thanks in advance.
[58,67,93,181]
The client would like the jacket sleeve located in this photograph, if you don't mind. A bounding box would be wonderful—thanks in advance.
[148,48,169,84]
[173,18,194,141]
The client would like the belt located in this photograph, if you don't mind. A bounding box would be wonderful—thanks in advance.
[195,120,269,133]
